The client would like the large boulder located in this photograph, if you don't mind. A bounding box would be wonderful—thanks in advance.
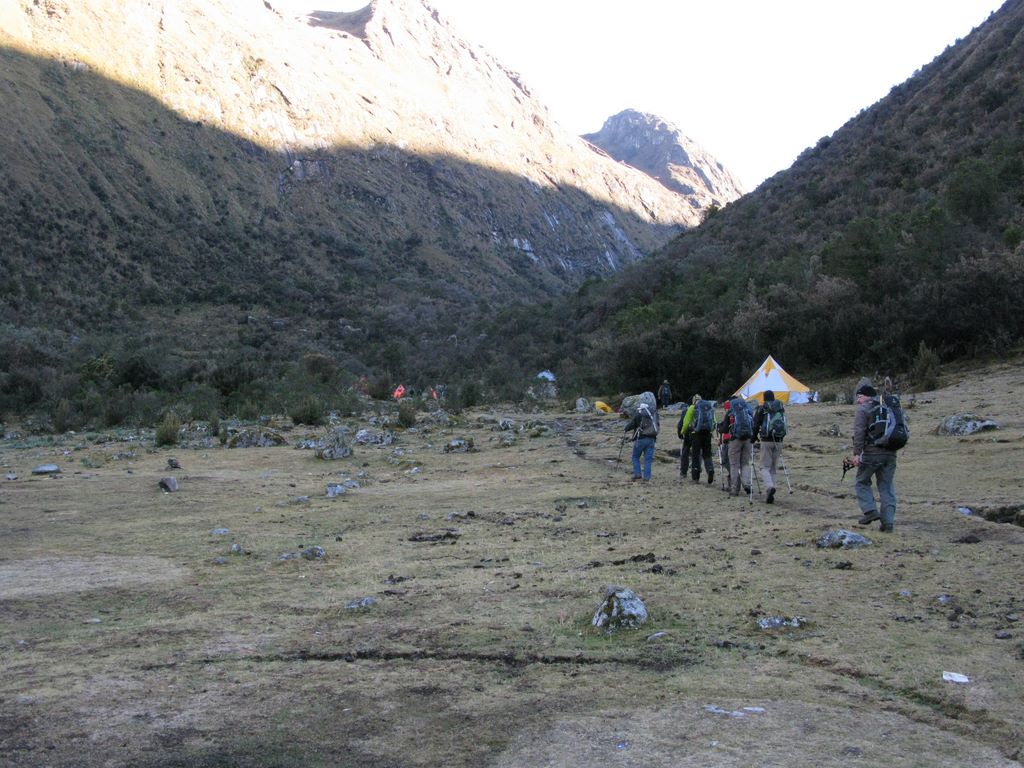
[937,414,999,436]
[620,392,657,417]
[591,585,649,630]
[227,429,288,448]
[315,427,353,460]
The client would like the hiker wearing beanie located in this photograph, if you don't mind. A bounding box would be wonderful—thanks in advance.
[625,401,660,482]
[852,383,897,531]
[753,390,787,504]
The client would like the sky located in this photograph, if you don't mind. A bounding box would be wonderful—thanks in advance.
[290,0,1005,191]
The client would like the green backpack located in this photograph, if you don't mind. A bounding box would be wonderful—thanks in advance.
[760,400,787,440]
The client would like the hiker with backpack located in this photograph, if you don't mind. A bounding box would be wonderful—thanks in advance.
[683,395,716,484]
[752,390,786,504]
[657,380,673,410]
[625,401,660,482]
[716,399,732,490]
[726,396,754,497]
[676,396,694,478]
[852,383,908,532]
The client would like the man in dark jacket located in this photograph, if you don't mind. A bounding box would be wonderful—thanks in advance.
[852,384,897,531]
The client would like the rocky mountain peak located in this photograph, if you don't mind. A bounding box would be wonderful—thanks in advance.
[584,108,746,206]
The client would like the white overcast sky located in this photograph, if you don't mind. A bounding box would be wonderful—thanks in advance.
[290,0,1005,190]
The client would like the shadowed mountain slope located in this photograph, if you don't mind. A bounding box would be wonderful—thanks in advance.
[0,0,742,418]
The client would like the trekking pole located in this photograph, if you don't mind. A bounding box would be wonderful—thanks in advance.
[616,435,626,464]
[749,442,760,502]
[777,437,793,493]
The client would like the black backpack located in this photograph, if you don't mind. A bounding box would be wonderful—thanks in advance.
[867,394,909,450]
[693,400,715,433]
[729,398,754,439]
[636,405,659,438]
[760,400,787,440]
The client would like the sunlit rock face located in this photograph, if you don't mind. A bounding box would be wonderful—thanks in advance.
[3,0,739,291]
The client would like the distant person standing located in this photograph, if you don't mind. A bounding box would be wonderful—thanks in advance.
[852,384,897,531]
[753,390,787,504]
[626,402,660,482]
[657,380,673,410]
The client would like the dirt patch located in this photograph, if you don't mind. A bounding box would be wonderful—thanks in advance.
[0,556,189,598]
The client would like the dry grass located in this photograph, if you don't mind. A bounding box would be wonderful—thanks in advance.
[1,360,1023,767]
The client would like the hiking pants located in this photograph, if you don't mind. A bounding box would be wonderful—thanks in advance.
[759,440,783,491]
[690,430,714,479]
[728,438,752,495]
[855,453,897,527]
[679,433,692,476]
[632,437,656,481]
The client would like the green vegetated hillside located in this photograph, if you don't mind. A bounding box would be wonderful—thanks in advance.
[486,0,1024,399]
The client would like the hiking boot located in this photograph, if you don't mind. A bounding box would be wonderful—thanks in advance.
[879,524,894,532]
[631,475,642,482]
[707,472,714,485]
[692,474,700,483]
[858,511,881,526]
[766,488,776,504]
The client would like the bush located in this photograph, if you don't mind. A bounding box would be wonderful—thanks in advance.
[290,396,325,426]
[367,374,394,401]
[155,413,181,447]
[397,399,418,428]
[909,341,941,391]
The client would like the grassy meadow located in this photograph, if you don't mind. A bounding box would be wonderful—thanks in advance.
[1,360,1022,767]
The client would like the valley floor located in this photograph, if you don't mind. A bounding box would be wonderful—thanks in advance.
[1,362,1023,767]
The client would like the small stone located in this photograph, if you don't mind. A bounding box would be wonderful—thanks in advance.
[301,545,326,560]
[345,596,377,610]
[994,631,1013,640]
[210,528,229,535]
[1005,614,1020,623]
[942,671,969,684]
[4,472,17,481]
[158,477,179,492]
[212,557,228,565]
[31,464,61,475]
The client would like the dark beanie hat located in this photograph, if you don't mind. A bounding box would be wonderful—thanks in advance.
[763,390,775,401]
[856,384,877,397]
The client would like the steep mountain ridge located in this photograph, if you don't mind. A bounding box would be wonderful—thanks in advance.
[583,109,746,208]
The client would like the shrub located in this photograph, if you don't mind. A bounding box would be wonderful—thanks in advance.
[155,413,181,447]
[290,396,325,426]
[397,399,417,428]
[909,341,941,391]
[367,374,394,401]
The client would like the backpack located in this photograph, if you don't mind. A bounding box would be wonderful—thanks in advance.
[760,400,787,440]
[636,405,659,438]
[729,398,754,439]
[693,400,715,433]
[867,394,910,450]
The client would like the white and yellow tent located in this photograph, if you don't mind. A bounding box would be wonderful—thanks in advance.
[733,356,813,404]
